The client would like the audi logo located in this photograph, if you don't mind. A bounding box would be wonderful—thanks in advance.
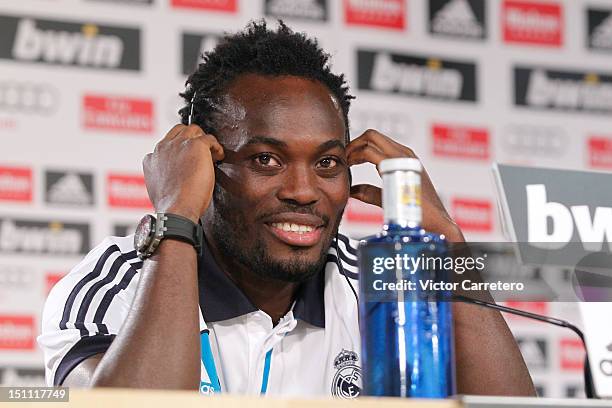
[502,125,568,156]
[0,82,59,114]
[350,110,411,143]
[601,359,612,376]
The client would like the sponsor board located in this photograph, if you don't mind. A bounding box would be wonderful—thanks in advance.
[0,315,35,350]
[502,0,562,47]
[45,170,94,206]
[501,124,567,158]
[0,82,59,115]
[451,197,493,232]
[86,0,153,4]
[0,265,34,289]
[565,384,584,398]
[429,0,485,40]
[516,337,549,369]
[0,15,140,70]
[514,67,612,114]
[344,0,406,30]
[45,272,66,295]
[83,94,153,133]
[107,173,152,208]
[0,218,90,255]
[0,118,17,130]
[588,136,612,169]
[0,166,32,202]
[588,8,612,52]
[113,223,135,236]
[502,301,549,320]
[350,109,411,143]
[432,123,489,159]
[0,367,46,387]
[344,198,383,224]
[357,50,477,102]
[560,338,585,371]
[535,384,546,397]
[494,165,612,260]
[171,0,237,12]
[265,0,327,21]
[181,32,221,76]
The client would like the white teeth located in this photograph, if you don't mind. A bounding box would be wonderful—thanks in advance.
[270,223,315,234]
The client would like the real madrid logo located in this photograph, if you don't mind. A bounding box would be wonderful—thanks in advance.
[331,349,361,399]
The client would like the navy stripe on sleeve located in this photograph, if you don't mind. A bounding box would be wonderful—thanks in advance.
[326,254,358,280]
[93,266,139,335]
[60,246,118,331]
[53,334,115,386]
[336,234,357,256]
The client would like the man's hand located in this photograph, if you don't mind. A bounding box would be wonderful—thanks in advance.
[346,129,464,242]
[143,124,225,223]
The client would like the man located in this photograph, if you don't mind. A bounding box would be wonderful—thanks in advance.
[39,21,535,397]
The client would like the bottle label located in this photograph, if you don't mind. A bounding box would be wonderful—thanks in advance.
[383,171,422,226]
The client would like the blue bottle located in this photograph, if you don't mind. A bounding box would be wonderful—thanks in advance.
[357,158,456,398]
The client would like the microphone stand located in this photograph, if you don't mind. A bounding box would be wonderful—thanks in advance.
[454,295,598,399]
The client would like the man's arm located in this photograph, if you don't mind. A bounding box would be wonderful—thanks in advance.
[63,240,200,389]
[453,300,535,395]
[346,129,536,396]
[62,124,224,389]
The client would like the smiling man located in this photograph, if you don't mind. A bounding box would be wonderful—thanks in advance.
[38,21,535,397]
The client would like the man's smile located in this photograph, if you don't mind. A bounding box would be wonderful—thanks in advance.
[263,212,326,247]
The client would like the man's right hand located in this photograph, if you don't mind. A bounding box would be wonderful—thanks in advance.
[143,124,225,223]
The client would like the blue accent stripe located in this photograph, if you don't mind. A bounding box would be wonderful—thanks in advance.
[200,331,221,393]
[260,349,273,395]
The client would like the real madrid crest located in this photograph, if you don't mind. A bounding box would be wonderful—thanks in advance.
[331,349,361,399]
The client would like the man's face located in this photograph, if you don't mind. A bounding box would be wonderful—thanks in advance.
[202,74,349,283]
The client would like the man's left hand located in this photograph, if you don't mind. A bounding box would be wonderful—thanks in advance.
[346,129,465,242]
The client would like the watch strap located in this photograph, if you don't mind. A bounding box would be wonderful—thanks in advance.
[157,213,203,256]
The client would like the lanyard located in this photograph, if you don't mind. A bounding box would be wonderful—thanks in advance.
[199,328,274,395]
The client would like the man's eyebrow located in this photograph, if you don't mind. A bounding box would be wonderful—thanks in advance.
[242,137,345,151]
[244,136,288,148]
[317,139,346,152]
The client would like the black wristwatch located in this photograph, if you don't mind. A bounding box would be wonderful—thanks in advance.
[134,213,203,260]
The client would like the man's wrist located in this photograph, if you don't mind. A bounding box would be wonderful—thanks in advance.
[162,207,201,224]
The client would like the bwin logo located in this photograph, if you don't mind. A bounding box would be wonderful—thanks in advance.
[12,19,123,68]
[527,184,612,251]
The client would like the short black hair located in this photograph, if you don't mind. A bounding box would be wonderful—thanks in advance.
[179,20,354,141]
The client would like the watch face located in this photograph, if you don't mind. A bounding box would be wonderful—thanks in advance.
[134,214,155,252]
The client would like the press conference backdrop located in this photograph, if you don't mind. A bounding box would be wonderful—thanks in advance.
[0,0,610,398]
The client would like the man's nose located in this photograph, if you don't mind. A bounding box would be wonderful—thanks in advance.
[277,164,320,206]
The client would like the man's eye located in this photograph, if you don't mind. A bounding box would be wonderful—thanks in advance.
[255,154,281,167]
[317,157,339,169]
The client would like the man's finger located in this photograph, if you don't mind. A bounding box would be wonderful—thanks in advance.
[154,124,187,152]
[350,184,382,208]
[193,133,225,163]
[347,129,415,158]
[347,143,390,170]
[180,124,208,139]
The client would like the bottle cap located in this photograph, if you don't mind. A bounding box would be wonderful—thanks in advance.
[379,158,422,174]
